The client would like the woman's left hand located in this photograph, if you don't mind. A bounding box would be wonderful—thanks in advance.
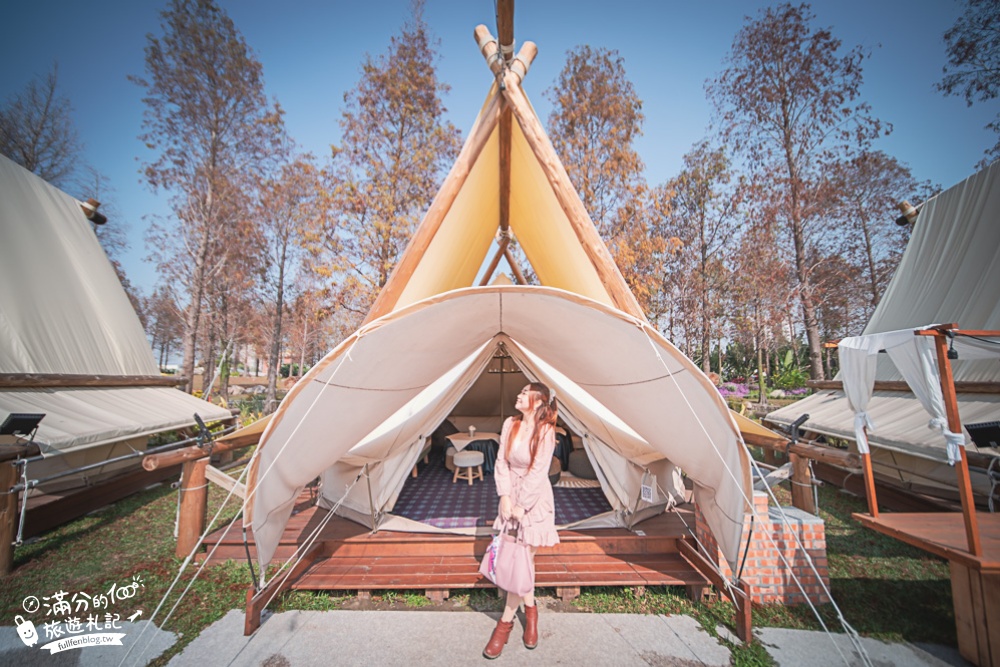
[511,506,525,522]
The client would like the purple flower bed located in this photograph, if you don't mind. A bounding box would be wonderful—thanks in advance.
[785,387,811,396]
[717,382,750,399]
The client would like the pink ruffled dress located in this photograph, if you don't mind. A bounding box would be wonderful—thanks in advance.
[493,416,560,548]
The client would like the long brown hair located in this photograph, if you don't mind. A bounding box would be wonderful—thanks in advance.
[507,382,558,469]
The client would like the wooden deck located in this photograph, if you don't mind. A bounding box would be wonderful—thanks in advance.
[203,499,710,599]
[856,511,1000,666]
[854,511,1000,573]
[200,493,758,640]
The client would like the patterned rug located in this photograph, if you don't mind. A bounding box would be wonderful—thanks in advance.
[393,455,613,529]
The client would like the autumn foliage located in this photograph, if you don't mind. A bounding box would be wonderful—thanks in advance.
[112,1,942,402]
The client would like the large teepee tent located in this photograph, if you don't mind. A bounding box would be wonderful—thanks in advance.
[247,19,753,571]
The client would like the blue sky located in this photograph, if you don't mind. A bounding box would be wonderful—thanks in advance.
[2,0,996,296]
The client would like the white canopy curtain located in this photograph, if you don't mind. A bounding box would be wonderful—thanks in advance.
[840,326,1000,465]
[248,286,752,571]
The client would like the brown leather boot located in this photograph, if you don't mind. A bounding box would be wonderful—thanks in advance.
[523,604,538,649]
[483,618,514,659]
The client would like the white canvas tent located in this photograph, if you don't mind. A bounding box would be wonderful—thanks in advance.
[249,288,752,569]
[0,155,231,487]
[247,25,753,572]
[766,160,1000,500]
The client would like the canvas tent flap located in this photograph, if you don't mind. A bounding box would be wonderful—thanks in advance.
[320,332,688,530]
[506,113,614,305]
[0,155,158,376]
[504,339,681,509]
[867,161,1000,376]
[251,286,751,570]
[386,87,621,314]
[321,341,497,520]
[0,386,232,455]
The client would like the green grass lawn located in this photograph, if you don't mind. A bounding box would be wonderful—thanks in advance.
[1,465,953,666]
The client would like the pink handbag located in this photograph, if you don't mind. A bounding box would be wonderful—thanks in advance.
[479,520,535,596]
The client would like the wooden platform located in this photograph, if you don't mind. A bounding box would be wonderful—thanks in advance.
[856,511,1000,666]
[854,511,1000,573]
[203,501,711,600]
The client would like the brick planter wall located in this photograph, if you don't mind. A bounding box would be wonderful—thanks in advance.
[694,491,829,605]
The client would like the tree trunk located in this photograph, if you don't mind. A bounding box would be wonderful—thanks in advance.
[799,288,824,380]
[700,225,711,374]
[755,305,767,406]
[860,217,880,316]
[757,337,767,406]
[783,136,825,381]
[204,327,217,401]
[298,318,307,378]
[217,291,232,400]
[219,339,231,399]
[265,240,288,414]
[717,333,725,378]
[180,258,204,396]
[181,195,214,394]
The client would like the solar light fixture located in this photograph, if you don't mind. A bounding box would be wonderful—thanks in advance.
[965,421,1000,450]
[0,413,45,437]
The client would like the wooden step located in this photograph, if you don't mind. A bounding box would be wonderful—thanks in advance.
[204,533,682,563]
[289,551,704,591]
[203,511,693,562]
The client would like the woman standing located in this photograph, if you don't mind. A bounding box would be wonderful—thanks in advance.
[483,382,560,659]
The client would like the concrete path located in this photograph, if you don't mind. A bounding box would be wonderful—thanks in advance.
[167,610,732,667]
[2,610,970,666]
[756,628,967,667]
[0,620,175,667]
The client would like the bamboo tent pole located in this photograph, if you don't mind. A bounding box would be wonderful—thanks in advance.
[472,25,646,321]
[479,236,511,286]
[808,379,1000,394]
[496,0,515,61]
[0,374,186,388]
[499,107,512,235]
[504,245,529,285]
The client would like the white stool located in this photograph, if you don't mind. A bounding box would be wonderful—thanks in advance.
[445,445,457,472]
[453,450,484,485]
